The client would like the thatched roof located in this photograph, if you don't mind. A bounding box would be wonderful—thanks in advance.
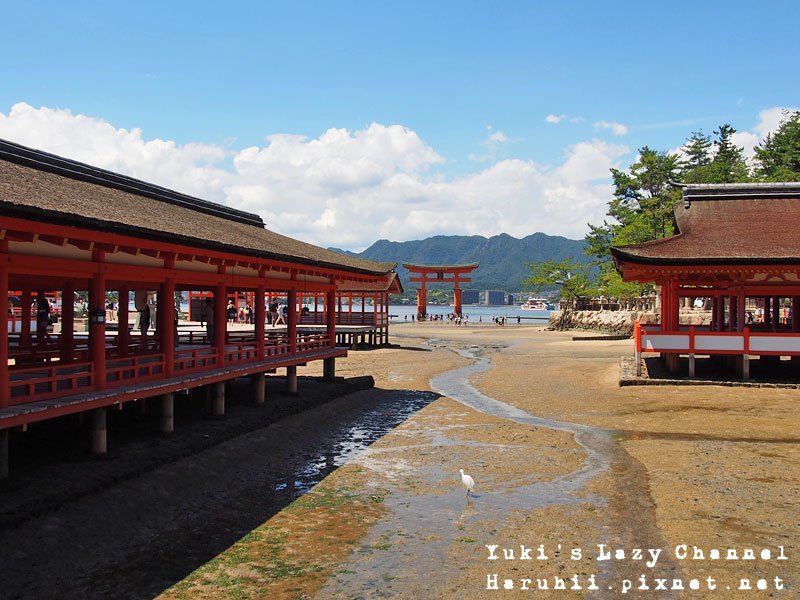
[0,138,395,276]
[338,271,404,294]
[612,183,800,266]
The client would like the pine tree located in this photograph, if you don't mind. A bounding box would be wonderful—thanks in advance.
[680,131,712,183]
[753,110,800,181]
[706,124,749,183]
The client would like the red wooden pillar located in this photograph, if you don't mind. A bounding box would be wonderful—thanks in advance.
[326,288,336,347]
[416,275,427,318]
[792,297,800,332]
[659,283,670,331]
[671,282,680,331]
[730,295,738,332]
[118,286,130,356]
[736,290,746,332]
[60,281,75,362]
[215,282,226,361]
[454,286,463,317]
[322,287,337,379]
[0,247,9,410]
[288,287,297,354]
[89,254,107,390]
[161,277,175,378]
[21,287,31,346]
[710,296,717,332]
[764,297,771,328]
[256,284,265,359]
[773,296,781,331]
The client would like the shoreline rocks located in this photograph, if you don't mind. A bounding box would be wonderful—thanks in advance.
[549,308,713,336]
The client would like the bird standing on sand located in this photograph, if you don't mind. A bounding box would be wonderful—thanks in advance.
[459,469,475,497]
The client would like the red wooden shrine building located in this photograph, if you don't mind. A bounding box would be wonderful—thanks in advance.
[0,139,398,477]
[402,263,478,319]
[612,183,800,380]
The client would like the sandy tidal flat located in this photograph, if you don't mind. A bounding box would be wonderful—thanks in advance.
[164,324,800,599]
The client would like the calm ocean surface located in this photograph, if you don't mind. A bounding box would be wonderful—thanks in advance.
[387,304,551,324]
[123,301,552,325]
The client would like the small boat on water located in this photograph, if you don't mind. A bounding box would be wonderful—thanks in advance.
[520,298,551,310]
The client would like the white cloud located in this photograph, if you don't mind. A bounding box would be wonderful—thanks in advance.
[487,131,508,143]
[0,102,232,201]
[545,114,565,124]
[594,120,629,136]
[670,106,799,163]
[468,128,511,163]
[735,106,800,161]
[0,102,630,250]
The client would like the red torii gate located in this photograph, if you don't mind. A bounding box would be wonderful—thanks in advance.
[402,263,478,319]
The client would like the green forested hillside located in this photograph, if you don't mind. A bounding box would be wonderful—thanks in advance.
[330,232,587,293]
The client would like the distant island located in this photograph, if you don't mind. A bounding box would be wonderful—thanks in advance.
[330,232,588,296]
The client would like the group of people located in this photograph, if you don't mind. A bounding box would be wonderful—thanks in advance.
[446,313,469,326]
[199,299,293,344]
[226,300,257,324]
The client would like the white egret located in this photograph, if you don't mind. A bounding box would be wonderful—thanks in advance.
[459,469,475,497]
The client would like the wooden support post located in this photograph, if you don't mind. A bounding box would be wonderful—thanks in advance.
[61,281,75,362]
[286,365,298,394]
[773,296,781,331]
[659,283,670,331]
[0,253,9,411]
[118,286,130,356]
[254,372,266,404]
[21,287,32,346]
[688,354,696,378]
[215,282,226,362]
[89,254,107,390]
[0,429,8,480]
[211,381,225,416]
[161,277,175,377]
[793,297,800,332]
[90,407,107,454]
[764,297,771,328]
[323,357,336,381]
[667,352,680,374]
[636,349,642,377]
[160,393,174,433]
[736,290,745,332]
[326,288,336,348]
[256,285,266,360]
[454,286,463,317]
[288,287,297,354]
[742,355,750,381]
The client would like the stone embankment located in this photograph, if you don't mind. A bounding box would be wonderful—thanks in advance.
[549,309,713,336]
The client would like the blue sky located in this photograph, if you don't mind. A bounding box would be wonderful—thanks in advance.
[1,1,798,249]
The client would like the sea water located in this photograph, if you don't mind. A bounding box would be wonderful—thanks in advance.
[387,304,551,324]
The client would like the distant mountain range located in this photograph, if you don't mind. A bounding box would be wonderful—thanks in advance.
[330,233,588,293]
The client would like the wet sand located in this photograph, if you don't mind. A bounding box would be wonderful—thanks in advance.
[163,323,799,599]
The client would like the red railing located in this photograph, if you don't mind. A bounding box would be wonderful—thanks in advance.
[5,331,337,406]
[106,353,165,384]
[299,313,386,326]
[9,360,94,404]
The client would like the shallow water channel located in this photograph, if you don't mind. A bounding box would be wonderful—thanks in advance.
[320,342,682,598]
